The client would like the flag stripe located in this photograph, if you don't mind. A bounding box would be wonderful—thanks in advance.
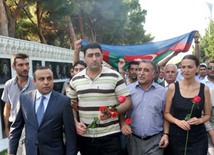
[82,30,196,67]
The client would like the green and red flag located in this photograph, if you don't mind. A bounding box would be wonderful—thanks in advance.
[82,30,196,69]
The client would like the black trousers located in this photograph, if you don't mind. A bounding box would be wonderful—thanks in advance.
[78,133,121,155]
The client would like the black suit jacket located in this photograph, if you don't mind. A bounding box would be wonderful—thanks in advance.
[9,90,76,155]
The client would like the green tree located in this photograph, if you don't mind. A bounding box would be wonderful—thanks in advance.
[74,0,153,44]
[73,0,129,44]
[1,0,153,47]
[124,0,153,44]
[200,19,214,60]
[0,0,9,36]
[1,0,28,37]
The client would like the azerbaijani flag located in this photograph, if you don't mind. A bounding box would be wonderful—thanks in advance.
[82,30,196,69]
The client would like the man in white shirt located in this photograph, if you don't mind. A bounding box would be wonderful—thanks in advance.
[201,60,214,155]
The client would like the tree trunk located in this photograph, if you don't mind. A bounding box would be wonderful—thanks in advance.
[87,17,96,42]
[35,0,47,44]
[90,28,96,42]
[66,16,76,49]
[78,11,85,39]
[0,0,9,36]
[3,0,25,37]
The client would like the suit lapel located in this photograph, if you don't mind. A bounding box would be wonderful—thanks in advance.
[28,91,39,128]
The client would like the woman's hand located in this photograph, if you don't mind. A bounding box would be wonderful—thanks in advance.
[175,119,191,130]
[187,117,202,125]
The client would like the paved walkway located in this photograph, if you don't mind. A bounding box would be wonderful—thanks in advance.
[0,138,8,152]
[0,138,81,154]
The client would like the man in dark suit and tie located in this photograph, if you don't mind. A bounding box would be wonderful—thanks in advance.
[9,66,76,155]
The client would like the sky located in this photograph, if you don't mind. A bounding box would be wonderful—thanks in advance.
[139,0,214,62]
[139,0,213,42]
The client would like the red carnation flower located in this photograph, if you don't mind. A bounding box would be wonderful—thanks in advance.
[99,106,107,113]
[184,95,201,155]
[125,118,132,125]
[117,96,126,103]
[108,107,114,112]
[110,111,118,118]
[193,96,201,104]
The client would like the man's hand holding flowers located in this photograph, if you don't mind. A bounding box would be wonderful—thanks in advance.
[121,117,132,135]
[98,108,110,120]
[88,96,129,129]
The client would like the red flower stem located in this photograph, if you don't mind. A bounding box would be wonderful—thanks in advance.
[184,104,195,155]
[184,130,189,155]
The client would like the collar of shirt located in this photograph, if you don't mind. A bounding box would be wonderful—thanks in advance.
[35,90,52,113]
[13,76,33,92]
[204,76,211,82]
[36,90,51,101]
[134,81,157,91]
[201,76,214,84]
[80,66,113,81]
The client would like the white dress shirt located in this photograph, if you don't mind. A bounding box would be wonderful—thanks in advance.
[35,90,52,113]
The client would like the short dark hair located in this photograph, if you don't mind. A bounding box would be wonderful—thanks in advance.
[127,61,139,70]
[33,66,52,80]
[12,53,29,65]
[73,60,87,68]
[182,54,200,67]
[82,43,102,56]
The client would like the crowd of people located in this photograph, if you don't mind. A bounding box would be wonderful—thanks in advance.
[0,35,214,155]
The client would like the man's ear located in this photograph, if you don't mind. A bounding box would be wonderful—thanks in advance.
[12,64,15,70]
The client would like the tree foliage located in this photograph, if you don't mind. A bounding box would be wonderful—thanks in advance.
[199,19,214,61]
[0,0,153,48]
[124,0,153,44]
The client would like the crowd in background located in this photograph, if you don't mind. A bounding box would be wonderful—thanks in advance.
[0,33,214,155]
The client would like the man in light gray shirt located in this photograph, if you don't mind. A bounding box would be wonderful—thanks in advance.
[1,53,35,155]
[201,60,214,155]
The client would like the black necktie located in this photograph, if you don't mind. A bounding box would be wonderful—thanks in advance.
[37,96,45,125]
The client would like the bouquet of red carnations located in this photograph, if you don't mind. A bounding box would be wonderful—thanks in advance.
[88,96,127,128]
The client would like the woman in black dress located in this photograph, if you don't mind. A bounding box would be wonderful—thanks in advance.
[164,55,211,155]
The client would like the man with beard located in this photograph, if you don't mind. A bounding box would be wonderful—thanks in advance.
[196,63,208,81]
[201,60,214,155]
[117,59,139,154]
[118,58,139,85]
[1,53,35,154]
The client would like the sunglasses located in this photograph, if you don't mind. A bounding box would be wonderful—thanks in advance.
[207,66,214,70]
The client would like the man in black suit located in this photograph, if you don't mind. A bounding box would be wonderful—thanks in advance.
[9,66,76,155]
